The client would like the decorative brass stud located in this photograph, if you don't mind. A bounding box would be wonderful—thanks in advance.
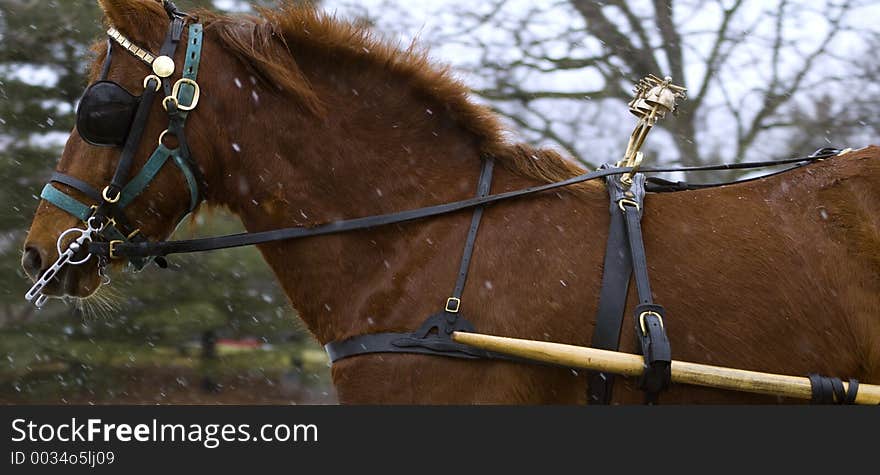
[152,55,175,78]
[106,26,156,67]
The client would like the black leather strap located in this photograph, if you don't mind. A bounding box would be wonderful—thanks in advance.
[808,374,859,404]
[325,312,507,362]
[99,38,113,80]
[643,147,836,193]
[325,157,497,363]
[623,199,653,303]
[619,182,671,403]
[106,18,183,197]
[451,157,494,301]
[50,172,102,203]
[588,169,635,404]
[90,150,840,259]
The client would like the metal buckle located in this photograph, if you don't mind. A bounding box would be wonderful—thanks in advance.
[445,297,461,313]
[172,78,200,111]
[86,205,115,229]
[143,75,162,92]
[108,240,124,259]
[639,311,664,336]
[162,95,179,111]
[618,198,640,212]
[102,186,121,204]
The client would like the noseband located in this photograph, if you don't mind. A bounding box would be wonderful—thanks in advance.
[27,2,204,306]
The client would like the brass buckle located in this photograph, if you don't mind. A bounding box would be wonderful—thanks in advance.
[618,198,640,212]
[162,95,179,112]
[108,240,124,259]
[639,311,664,336]
[87,206,116,229]
[445,297,461,313]
[143,75,161,92]
[101,186,121,204]
[172,78,200,111]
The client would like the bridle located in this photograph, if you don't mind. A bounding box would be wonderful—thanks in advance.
[24,2,860,404]
[27,1,204,306]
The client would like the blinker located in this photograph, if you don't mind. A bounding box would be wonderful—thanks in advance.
[75,81,140,148]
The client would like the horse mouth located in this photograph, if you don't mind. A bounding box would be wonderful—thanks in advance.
[33,264,102,300]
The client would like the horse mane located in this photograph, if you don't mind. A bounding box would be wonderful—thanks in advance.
[198,4,589,189]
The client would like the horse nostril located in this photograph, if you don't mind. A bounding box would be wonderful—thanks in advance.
[22,246,44,280]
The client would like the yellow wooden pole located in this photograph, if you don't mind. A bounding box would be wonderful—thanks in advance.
[451,331,880,405]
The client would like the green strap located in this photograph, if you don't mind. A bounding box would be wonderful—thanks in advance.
[175,24,203,118]
[119,146,172,208]
[41,184,91,221]
[116,24,203,213]
[40,182,139,253]
[172,154,199,211]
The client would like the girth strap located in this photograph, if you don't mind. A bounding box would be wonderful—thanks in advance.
[325,156,498,363]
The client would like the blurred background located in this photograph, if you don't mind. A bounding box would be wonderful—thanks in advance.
[0,0,877,404]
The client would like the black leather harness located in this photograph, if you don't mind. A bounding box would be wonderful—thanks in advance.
[589,170,671,404]
[324,157,513,362]
[86,146,865,404]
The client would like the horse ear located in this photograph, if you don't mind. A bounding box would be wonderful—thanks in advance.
[97,0,167,42]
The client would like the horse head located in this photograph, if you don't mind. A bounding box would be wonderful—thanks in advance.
[22,0,219,302]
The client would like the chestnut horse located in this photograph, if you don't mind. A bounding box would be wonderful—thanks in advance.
[22,1,880,403]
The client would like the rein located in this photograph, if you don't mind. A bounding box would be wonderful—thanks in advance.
[87,150,841,259]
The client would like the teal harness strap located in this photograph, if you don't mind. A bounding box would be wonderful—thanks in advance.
[40,183,148,268]
[119,146,172,208]
[41,184,92,221]
[172,154,200,211]
[176,23,203,119]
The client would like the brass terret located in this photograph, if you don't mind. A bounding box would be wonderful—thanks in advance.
[618,75,687,186]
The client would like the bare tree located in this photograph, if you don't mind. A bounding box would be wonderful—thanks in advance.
[375,0,880,170]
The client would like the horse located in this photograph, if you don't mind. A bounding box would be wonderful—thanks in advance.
[21,0,880,404]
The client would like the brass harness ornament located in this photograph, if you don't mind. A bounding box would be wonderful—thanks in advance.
[618,75,687,186]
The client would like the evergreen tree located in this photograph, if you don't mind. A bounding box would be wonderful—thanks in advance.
[0,0,329,403]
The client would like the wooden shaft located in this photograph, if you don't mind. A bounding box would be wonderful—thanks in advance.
[452,332,880,405]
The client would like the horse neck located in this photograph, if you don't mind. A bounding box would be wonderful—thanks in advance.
[204,53,528,342]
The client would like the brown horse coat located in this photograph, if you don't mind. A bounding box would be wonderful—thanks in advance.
[23,2,880,403]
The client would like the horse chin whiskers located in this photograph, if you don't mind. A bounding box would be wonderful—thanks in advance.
[72,282,122,321]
